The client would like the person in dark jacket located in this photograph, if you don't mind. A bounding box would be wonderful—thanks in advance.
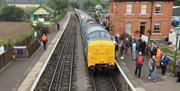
[141,41,146,55]
[150,43,157,57]
[160,53,169,76]
[176,58,180,82]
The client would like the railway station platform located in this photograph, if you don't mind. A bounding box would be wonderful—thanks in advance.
[116,50,180,91]
[0,13,71,91]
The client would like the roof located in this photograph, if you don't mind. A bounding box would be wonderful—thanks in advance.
[32,4,54,14]
[173,6,180,16]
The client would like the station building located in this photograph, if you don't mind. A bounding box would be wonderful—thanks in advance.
[109,0,173,40]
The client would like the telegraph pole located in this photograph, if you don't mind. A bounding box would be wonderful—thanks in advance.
[149,0,154,42]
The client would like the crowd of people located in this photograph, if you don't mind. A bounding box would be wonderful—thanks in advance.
[114,33,180,82]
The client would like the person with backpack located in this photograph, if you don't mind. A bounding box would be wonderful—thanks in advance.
[160,53,169,76]
[135,52,144,78]
[148,55,157,82]
[41,34,48,50]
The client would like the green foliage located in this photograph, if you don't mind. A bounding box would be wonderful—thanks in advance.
[46,0,69,15]
[32,22,49,34]
[0,39,11,48]
[161,47,180,58]
[0,6,25,21]
[24,7,36,22]
[174,0,180,6]
[15,31,32,46]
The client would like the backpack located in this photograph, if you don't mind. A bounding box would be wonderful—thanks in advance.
[137,55,143,65]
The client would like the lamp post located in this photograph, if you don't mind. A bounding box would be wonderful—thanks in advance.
[172,27,180,75]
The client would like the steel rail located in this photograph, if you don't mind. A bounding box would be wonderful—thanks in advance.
[68,22,76,91]
[108,76,118,91]
[57,18,76,91]
[48,16,72,91]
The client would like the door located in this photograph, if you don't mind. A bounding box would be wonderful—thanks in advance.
[140,22,146,35]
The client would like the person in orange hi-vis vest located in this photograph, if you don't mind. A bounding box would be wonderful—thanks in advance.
[41,34,47,50]
[156,47,161,67]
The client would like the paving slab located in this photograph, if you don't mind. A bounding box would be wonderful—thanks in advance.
[0,13,70,91]
[116,50,180,91]
[0,31,57,91]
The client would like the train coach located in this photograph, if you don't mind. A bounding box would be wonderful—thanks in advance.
[75,9,116,72]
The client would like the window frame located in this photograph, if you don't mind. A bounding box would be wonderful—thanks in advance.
[141,4,147,14]
[154,21,161,33]
[125,22,132,34]
[126,4,133,14]
[155,4,162,14]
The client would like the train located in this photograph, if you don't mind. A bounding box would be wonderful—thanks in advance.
[75,9,116,72]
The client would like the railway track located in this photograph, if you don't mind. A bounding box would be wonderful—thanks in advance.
[35,14,77,91]
[91,72,121,91]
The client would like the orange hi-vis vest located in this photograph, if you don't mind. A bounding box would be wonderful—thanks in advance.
[41,35,47,41]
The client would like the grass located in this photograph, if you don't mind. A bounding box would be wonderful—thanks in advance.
[160,47,180,58]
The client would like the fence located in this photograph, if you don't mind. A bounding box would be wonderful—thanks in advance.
[27,41,40,57]
[0,48,14,70]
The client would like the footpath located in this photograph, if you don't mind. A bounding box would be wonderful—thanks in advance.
[0,31,57,91]
[116,50,180,91]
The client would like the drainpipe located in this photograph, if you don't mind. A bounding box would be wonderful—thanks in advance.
[149,0,154,42]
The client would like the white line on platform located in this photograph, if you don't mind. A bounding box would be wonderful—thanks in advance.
[115,60,137,91]
[30,13,71,91]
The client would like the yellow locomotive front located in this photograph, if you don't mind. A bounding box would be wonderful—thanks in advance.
[87,40,115,70]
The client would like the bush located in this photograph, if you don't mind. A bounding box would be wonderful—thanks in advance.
[0,39,11,49]
[0,6,25,21]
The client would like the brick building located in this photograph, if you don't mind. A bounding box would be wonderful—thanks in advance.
[109,0,173,39]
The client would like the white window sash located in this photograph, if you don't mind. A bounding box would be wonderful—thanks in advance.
[125,22,132,34]
[126,4,132,14]
[141,5,147,14]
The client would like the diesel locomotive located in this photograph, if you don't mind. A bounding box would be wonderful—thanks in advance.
[75,9,116,71]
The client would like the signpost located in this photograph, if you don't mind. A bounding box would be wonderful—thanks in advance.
[0,46,5,55]
[141,35,149,42]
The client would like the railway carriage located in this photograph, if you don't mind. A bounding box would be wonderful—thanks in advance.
[75,9,116,71]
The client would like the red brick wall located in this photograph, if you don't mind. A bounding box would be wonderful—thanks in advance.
[109,1,173,39]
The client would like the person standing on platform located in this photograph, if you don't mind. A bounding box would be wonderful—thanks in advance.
[135,52,144,78]
[149,55,157,82]
[119,41,125,59]
[156,47,161,67]
[160,53,169,76]
[132,41,137,61]
[176,58,180,82]
[41,34,48,50]
[124,38,130,55]
[142,41,146,55]
[150,43,157,57]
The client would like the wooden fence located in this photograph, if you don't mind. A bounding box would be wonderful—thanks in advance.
[27,41,40,57]
[0,48,14,70]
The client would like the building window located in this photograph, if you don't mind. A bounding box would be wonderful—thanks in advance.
[155,4,162,14]
[125,22,132,34]
[154,21,160,33]
[141,4,147,14]
[126,4,133,14]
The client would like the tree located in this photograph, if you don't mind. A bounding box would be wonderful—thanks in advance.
[0,6,25,21]
[174,0,180,6]
[46,0,69,14]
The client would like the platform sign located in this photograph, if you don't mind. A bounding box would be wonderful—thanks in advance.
[141,35,148,42]
[0,46,5,55]
[14,46,27,57]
